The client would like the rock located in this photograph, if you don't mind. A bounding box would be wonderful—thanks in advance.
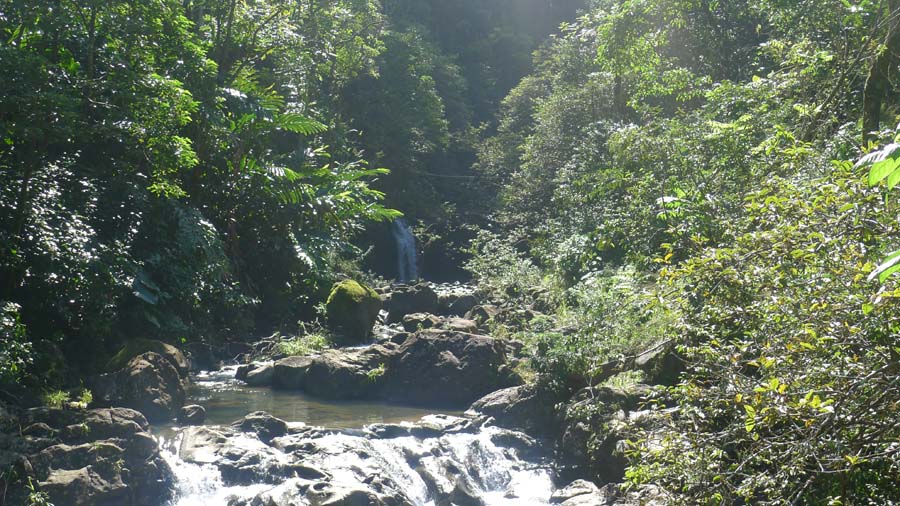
[557,385,651,484]
[443,318,478,333]
[106,338,189,377]
[41,466,127,506]
[467,384,558,435]
[326,280,383,345]
[387,283,438,323]
[14,407,173,506]
[383,329,523,407]
[551,480,608,504]
[464,305,500,326]
[244,363,274,387]
[234,412,289,444]
[178,405,206,425]
[401,312,441,332]
[22,423,55,438]
[634,343,683,386]
[272,356,314,389]
[236,363,256,382]
[447,294,478,317]
[91,352,186,423]
[304,346,396,400]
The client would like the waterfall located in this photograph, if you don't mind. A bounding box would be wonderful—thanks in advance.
[392,218,419,283]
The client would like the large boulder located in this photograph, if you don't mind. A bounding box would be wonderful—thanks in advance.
[272,356,314,390]
[244,362,274,387]
[92,352,186,423]
[304,345,397,399]
[467,384,559,435]
[557,385,652,484]
[106,339,189,377]
[11,407,173,506]
[383,329,523,407]
[387,283,439,323]
[326,280,383,345]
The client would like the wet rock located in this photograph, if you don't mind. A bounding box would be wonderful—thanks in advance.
[468,384,559,435]
[387,283,438,323]
[234,412,289,444]
[178,405,206,425]
[402,313,441,332]
[180,426,229,464]
[383,330,523,407]
[326,280,383,345]
[245,363,275,387]
[91,352,186,422]
[551,480,607,504]
[272,356,314,389]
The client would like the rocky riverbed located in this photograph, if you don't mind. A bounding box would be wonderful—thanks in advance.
[0,282,671,505]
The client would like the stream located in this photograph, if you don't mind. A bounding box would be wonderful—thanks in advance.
[158,366,557,506]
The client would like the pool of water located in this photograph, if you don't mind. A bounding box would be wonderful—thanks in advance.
[185,366,459,428]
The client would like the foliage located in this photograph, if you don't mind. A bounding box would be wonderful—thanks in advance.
[41,390,70,410]
[277,333,330,357]
[0,302,30,384]
[626,167,900,504]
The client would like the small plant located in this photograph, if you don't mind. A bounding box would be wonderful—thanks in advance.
[366,363,386,382]
[277,333,329,356]
[42,390,70,409]
[72,389,92,409]
[26,478,53,506]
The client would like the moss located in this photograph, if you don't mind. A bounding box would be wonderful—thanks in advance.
[325,280,382,344]
[106,338,186,373]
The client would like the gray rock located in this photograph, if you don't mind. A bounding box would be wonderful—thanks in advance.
[443,317,478,333]
[401,312,441,332]
[383,329,523,407]
[272,356,314,389]
[245,363,275,387]
[91,352,185,423]
[234,412,289,444]
[177,405,206,425]
[304,345,396,400]
[387,283,439,323]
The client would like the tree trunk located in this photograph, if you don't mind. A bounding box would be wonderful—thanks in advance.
[863,0,900,144]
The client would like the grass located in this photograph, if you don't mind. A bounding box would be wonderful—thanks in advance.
[277,332,330,356]
[42,390,69,409]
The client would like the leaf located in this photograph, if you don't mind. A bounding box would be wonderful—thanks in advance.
[856,143,900,169]
[868,158,900,187]
[276,113,327,135]
[868,248,900,282]
[888,167,900,190]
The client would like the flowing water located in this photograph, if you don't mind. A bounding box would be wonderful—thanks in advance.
[392,218,419,282]
[158,367,558,506]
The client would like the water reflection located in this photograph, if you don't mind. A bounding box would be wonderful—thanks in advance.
[187,366,460,428]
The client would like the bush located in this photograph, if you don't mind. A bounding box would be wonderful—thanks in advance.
[626,167,900,504]
[0,302,31,384]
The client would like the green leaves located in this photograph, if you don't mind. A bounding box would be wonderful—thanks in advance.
[857,143,900,188]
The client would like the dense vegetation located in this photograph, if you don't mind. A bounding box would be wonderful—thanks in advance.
[468,0,900,503]
[5,0,900,503]
[0,0,582,385]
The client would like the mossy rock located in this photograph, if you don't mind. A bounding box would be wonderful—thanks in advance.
[106,339,189,376]
[325,280,382,346]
